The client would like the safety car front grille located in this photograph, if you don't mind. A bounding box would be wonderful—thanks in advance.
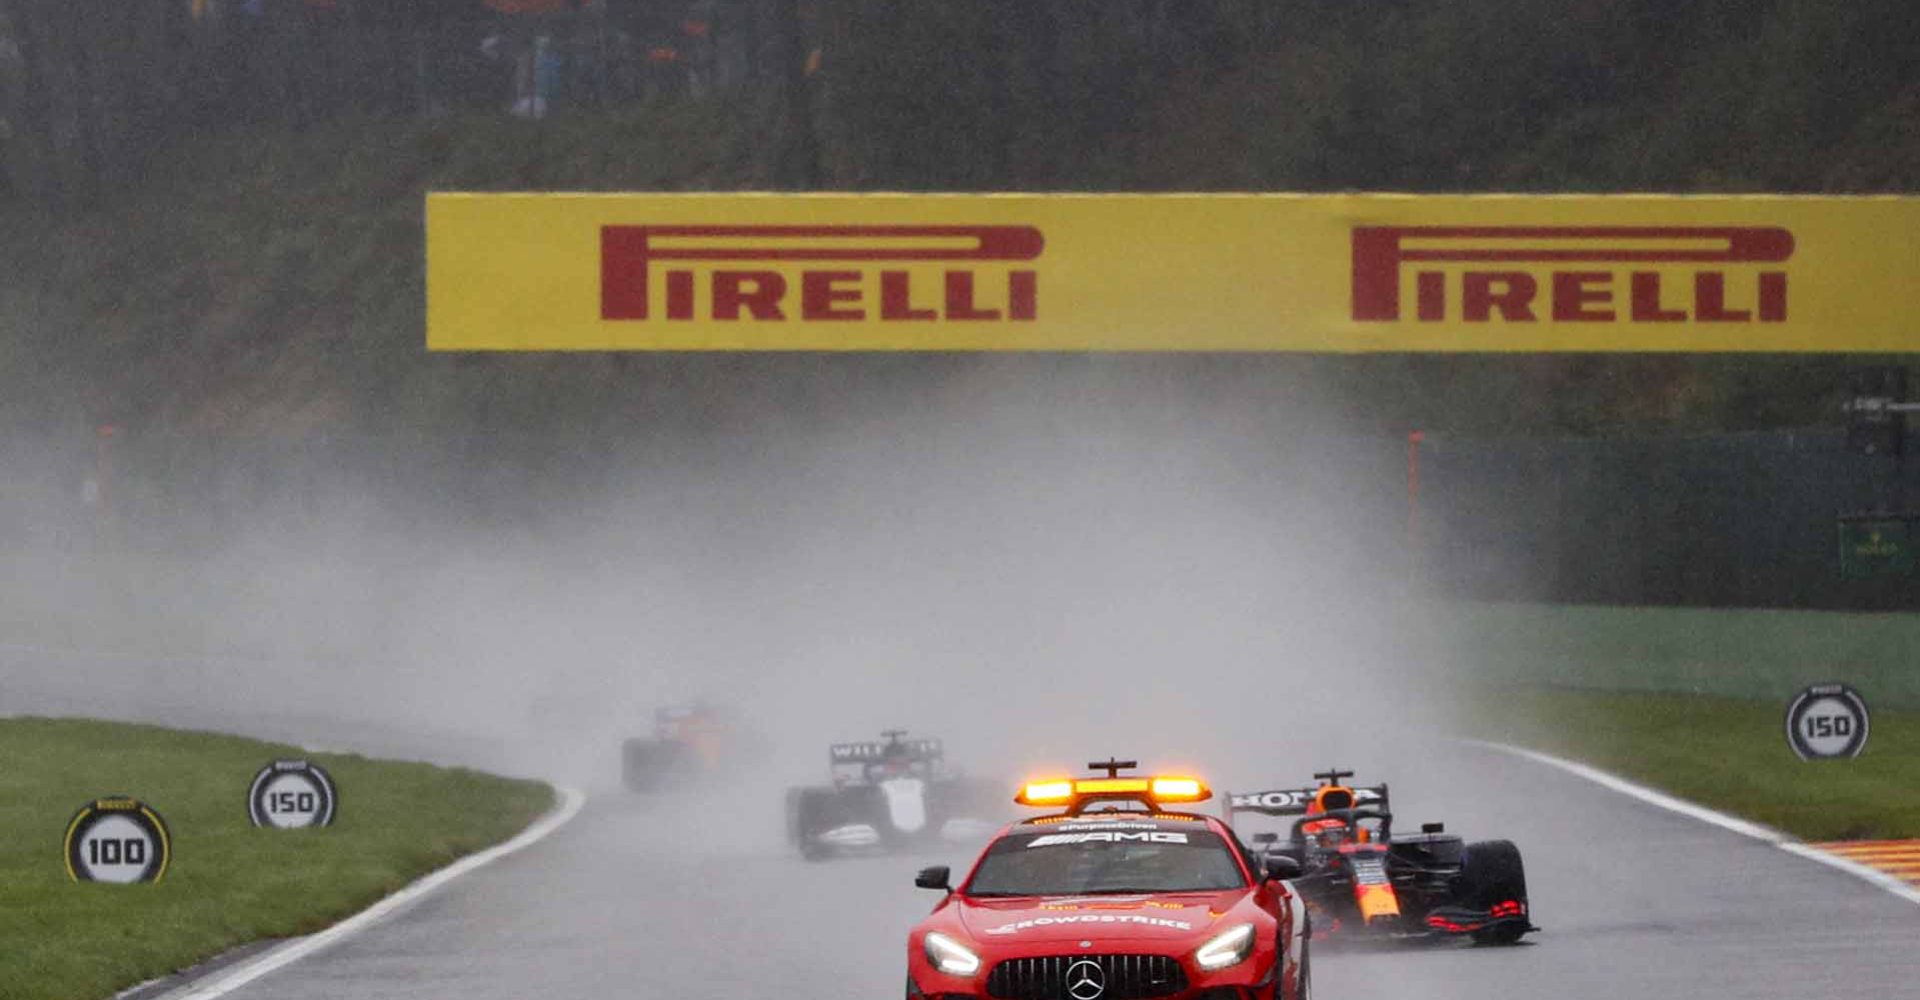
[986,953,1188,1000]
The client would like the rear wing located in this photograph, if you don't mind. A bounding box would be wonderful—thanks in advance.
[829,737,943,765]
[1221,784,1389,818]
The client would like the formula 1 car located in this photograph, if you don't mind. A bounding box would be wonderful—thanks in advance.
[621,702,748,792]
[906,760,1311,1000]
[1223,769,1536,945]
[784,730,1003,859]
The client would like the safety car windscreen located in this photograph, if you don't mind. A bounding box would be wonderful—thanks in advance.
[966,827,1246,896]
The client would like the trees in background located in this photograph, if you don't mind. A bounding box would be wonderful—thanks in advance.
[812,0,1920,193]
[1,0,1916,210]
[0,1,1914,441]
[0,0,191,208]
[0,0,763,209]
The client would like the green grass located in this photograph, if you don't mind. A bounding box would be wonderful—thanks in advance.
[1440,601,1920,710]
[1469,688,1920,842]
[0,717,554,1000]
[1443,603,1920,840]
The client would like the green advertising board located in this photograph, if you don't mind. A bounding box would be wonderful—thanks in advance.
[1838,515,1915,578]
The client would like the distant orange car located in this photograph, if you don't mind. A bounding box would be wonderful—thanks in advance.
[621,703,757,791]
[1224,769,1537,944]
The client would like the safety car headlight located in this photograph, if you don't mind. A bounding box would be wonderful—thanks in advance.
[923,931,981,976]
[1193,922,1255,971]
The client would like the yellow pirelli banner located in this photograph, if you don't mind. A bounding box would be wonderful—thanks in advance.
[426,193,1920,352]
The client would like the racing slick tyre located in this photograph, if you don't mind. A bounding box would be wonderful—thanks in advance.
[784,787,805,850]
[622,739,675,793]
[790,786,839,861]
[1459,839,1530,945]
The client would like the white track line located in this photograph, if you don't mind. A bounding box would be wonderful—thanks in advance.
[157,785,587,1000]
[1773,842,1920,905]
[1470,740,1920,907]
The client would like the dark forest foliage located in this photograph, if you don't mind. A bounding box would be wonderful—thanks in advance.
[0,0,1915,435]
[5,0,1917,199]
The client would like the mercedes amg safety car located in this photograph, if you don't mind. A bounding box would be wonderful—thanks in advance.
[905,760,1311,1000]
[1223,769,1535,945]
[786,730,1003,859]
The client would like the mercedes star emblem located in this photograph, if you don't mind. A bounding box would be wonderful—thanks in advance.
[1065,958,1106,1000]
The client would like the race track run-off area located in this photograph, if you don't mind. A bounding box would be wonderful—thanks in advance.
[137,742,1917,1000]
[1810,840,1920,891]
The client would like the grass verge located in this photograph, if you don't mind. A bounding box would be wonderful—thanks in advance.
[1440,601,1920,710]
[1469,687,1920,842]
[0,717,554,1000]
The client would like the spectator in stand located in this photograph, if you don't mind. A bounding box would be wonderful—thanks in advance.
[644,44,680,100]
[483,0,581,117]
[681,2,712,97]
[532,34,560,115]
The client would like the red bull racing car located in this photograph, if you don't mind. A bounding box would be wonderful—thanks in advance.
[905,759,1312,999]
[1223,769,1536,945]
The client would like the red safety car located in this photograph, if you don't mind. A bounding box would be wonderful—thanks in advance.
[905,760,1312,1000]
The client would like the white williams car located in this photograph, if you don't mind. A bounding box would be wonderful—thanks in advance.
[784,730,1004,860]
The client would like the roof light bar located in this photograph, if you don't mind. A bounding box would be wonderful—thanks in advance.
[1150,777,1206,801]
[1016,780,1076,806]
[1014,773,1212,807]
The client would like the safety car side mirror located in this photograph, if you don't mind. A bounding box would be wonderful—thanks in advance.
[1262,854,1302,881]
[915,865,952,891]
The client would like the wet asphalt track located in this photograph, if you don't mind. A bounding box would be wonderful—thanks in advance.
[10,647,1914,998]
[136,739,1919,1000]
